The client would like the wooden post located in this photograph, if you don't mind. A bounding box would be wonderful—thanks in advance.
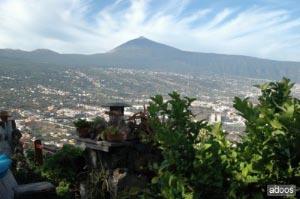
[34,140,43,165]
[90,149,97,168]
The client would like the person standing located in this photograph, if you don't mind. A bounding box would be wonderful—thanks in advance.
[0,111,21,156]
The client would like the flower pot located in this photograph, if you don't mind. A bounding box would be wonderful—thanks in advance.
[106,133,126,142]
[77,127,90,138]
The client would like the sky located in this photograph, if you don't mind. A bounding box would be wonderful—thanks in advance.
[0,0,300,61]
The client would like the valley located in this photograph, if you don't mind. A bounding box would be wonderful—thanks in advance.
[1,37,300,149]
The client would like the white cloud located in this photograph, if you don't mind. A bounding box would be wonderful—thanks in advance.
[0,0,299,61]
[205,8,234,29]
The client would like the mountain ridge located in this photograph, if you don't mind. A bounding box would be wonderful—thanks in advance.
[0,36,294,61]
[1,37,300,82]
[1,37,299,62]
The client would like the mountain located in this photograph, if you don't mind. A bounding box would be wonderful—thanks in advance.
[1,37,300,82]
[110,36,179,53]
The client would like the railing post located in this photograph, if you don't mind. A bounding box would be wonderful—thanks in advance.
[34,139,43,165]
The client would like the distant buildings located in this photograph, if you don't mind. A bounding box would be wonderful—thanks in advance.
[209,112,222,124]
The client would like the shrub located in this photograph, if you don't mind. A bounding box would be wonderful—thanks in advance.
[231,78,300,197]
[56,180,72,199]
[73,118,91,128]
[91,116,107,129]
[42,144,85,184]
[102,126,119,136]
[145,78,300,198]
[11,151,46,184]
[147,92,235,198]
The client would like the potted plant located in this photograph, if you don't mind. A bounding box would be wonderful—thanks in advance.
[91,117,107,140]
[102,126,126,142]
[73,119,91,138]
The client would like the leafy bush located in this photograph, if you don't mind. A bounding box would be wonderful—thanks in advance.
[103,126,119,135]
[145,78,300,198]
[42,144,85,184]
[231,78,300,197]
[73,118,91,128]
[11,151,46,184]
[40,145,85,198]
[56,180,72,199]
[13,145,85,198]
[146,92,235,198]
[91,116,107,129]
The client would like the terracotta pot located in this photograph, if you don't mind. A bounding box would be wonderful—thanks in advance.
[77,127,90,138]
[106,133,126,142]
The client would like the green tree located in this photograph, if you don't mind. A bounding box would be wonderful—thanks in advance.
[147,92,235,198]
[232,78,300,198]
[146,78,300,199]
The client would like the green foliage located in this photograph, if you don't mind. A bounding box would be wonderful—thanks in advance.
[91,116,107,129]
[146,78,300,198]
[56,181,72,199]
[42,144,85,184]
[193,123,237,195]
[232,78,300,197]
[11,151,46,184]
[84,168,110,199]
[102,125,119,136]
[73,118,92,128]
[13,145,85,198]
[41,145,85,197]
[147,92,234,198]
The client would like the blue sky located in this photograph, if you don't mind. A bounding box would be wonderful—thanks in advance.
[0,0,300,61]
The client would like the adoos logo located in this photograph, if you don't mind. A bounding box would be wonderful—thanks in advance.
[267,185,296,196]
